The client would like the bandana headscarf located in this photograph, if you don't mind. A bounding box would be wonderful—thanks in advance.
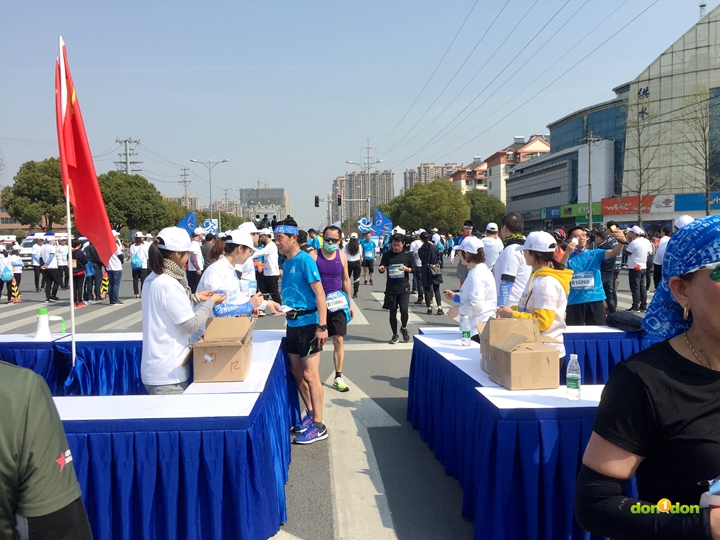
[644,214,720,338]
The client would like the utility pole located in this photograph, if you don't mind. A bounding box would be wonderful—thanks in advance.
[178,168,191,209]
[583,131,602,231]
[114,138,141,174]
[363,139,373,221]
[223,188,231,217]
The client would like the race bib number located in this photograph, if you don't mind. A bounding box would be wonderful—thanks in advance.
[388,264,405,279]
[326,291,350,312]
[72,260,77,269]
[570,271,595,291]
[364,250,374,259]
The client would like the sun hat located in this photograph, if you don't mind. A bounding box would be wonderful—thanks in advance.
[519,231,557,253]
[644,214,720,338]
[675,215,695,229]
[225,230,256,251]
[238,221,260,234]
[156,227,192,252]
[486,222,499,233]
[453,236,484,254]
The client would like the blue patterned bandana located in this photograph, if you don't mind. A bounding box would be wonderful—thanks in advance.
[274,225,298,236]
[644,214,720,338]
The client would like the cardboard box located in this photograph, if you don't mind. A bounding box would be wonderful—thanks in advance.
[191,318,256,382]
[478,318,560,390]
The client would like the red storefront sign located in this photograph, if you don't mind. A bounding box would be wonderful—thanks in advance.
[601,195,655,215]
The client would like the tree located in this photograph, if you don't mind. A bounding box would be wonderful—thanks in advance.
[676,85,720,215]
[0,158,65,229]
[380,180,470,232]
[622,100,670,226]
[97,171,167,231]
[465,190,505,229]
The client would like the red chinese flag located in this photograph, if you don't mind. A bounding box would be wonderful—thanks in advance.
[55,36,115,266]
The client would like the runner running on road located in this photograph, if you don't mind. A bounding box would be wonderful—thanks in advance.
[360,231,377,285]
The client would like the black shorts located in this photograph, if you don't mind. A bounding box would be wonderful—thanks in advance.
[382,291,410,311]
[362,260,374,272]
[286,324,321,357]
[327,308,347,337]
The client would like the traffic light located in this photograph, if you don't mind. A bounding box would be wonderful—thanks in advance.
[337,194,342,206]
[314,195,319,208]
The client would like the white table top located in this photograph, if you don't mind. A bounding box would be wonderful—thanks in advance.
[54,332,143,342]
[477,385,603,410]
[414,333,499,388]
[0,333,68,343]
[54,392,260,420]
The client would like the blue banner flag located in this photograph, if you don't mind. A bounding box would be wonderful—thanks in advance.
[177,212,197,235]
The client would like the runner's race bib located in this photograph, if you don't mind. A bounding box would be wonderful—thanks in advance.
[364,250,374,259]
[388,264,405,279]
[570,270,595,291]
[326,290,350,312]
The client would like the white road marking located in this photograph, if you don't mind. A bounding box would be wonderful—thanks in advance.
[347,297,368,326]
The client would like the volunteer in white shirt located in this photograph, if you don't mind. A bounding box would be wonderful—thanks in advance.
[237,221,261,293]
[107,231,124,306]
[409,231,425,303]
[0,247,13,303]
[197,229,268,322]
[251,228,282,303]
[130,232,150,299]
[40,235,61,303]
[10,244,23,298]
[625,225,654,312]
[497,231,573,359]
[443,236,498,341]
[187,227,205,294]
[31,237,45,292]
[57,238,70,290]
[652,226,671,291]
[481,222,504,270]
[493,213,531,307]
[141,227,226,395]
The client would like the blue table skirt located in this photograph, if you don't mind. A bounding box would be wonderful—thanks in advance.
[407,337,637,540]
[0,339,70,396]
[64,341,301,540]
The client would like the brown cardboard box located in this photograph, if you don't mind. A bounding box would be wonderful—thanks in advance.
[191,318,256,382]
[478,318,560,390]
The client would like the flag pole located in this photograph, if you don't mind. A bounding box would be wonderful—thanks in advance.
[65,184,77,367]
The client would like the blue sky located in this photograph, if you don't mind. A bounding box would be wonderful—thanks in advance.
[1,0,717,228]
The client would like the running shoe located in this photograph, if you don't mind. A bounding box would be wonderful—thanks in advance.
[291,412,314,433]
[427,307,433,314]
[369,279,374,285]
[364,280,368,285]
[293,423,328,444]
[389,334,399,344]
[413,299,424,304]
[401,327,410,342]
[333,377,350,392]
[437,307,444,315]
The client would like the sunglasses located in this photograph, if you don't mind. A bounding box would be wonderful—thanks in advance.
[682,261,720,282]
[323,237,340,244]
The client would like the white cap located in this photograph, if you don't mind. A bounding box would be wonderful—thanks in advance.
[0,245,6,252]
[12,243,20,250]
[519,231,557,253]
[135,232,144,238]
[156,227,192,251]
[145,233,153,238]
[259,228,273,236]
[193,227,206,236]
[675,215,695,229]
[225,230,256,251]
[453,236,484,254]
[486,222,499,232]
[238,221,260,234]
[112,230,120,237]
[431,228,438,232]
[630,225,645,236]
[350,232,358,239]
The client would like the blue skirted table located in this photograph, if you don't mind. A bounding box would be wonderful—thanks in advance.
[407,332,639,540]
[0,333,70,395]
[55,330,300,540]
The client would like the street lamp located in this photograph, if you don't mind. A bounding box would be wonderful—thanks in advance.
[346,159,383,220]
[190,158,229,232]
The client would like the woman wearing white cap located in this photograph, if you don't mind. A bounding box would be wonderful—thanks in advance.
[0,246,13,303]
[142,227,227,394]
[443,236,497,341]
[197,229,267,319]
[107,230,124,305]
[344,232,362,298]
[496,231,573,360]
[130,232,149,299]
[187,227,206,294]
[10,244,23,299]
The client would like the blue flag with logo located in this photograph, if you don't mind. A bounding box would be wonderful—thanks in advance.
[177,212,197,235]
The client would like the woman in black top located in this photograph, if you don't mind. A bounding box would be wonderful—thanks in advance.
[575,214,720,539]
[418,232,443,315]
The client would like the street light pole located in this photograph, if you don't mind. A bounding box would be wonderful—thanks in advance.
[190,158,229,232]
[346,155,382,221]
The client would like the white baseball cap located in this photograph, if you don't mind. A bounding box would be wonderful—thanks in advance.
[111,230,120,237]
[630,225,645,236]
[156,227,192,251]
[453,236,484,254]
[486,222,499,232]
[145,233,153,239]
[675,215,694,229]
[259,228,273,236]
[193,227,206,236]
[350,232,358,239]
[431,228,438,232]
[12,243,20,250]
[135,232,144,238]
[238,221,260,234]
[519,231,557,253]
[225,229,256,251]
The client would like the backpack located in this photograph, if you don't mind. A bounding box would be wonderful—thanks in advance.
[85,261,95,277]
[131,252,143,270]
[1,265,12,282]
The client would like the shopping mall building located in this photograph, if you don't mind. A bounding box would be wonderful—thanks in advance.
[506,5,720,233]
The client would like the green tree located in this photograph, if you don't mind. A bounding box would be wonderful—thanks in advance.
[380,180,470,232]
[0,158,65,229]
[465,190,506,229]
[97,171,167,231]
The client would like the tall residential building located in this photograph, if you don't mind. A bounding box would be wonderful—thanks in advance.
[331,170,395,223]
[232,187,290,220]
[405,163,459,191]
[162,195,201,211]
[403,168,418,191]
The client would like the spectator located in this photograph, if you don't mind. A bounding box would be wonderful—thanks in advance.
[652,226,672,291]
[481,222,504,270]
[625,225,654,312]
[595,229,618,314]
[419,231,444,315]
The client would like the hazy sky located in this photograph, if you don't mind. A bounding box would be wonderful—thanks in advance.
[1,0,717,228]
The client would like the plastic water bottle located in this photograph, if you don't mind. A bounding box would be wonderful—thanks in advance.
[566,353,581,401]
[460,314,471,347]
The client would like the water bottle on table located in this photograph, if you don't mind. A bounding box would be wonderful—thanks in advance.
[459,314,471,347]
[566,353,581,401]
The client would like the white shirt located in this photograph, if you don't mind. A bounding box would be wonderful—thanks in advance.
[653,236,670,265]
[409,239,423,266]
[493,243,531,306]
[517,271,568,358]
[107,241,123,271]
[130,242,149,269]
[188,240,204,272]
[31,244,43,266]
[627,237,653,269]
[57,244,69,266]
[0,255,12,277]
[41,243,58,269]
[252,241,279,277]
[431,233,441,244]
[343,244,362,262]
[457,264,497,336]
[10,254,23,274]
[141,273,197,385]
[481,236,504,270]
[239,258,256,282]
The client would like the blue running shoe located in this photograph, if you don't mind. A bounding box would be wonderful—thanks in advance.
[291,412,314,433]
[293,423,329,445]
